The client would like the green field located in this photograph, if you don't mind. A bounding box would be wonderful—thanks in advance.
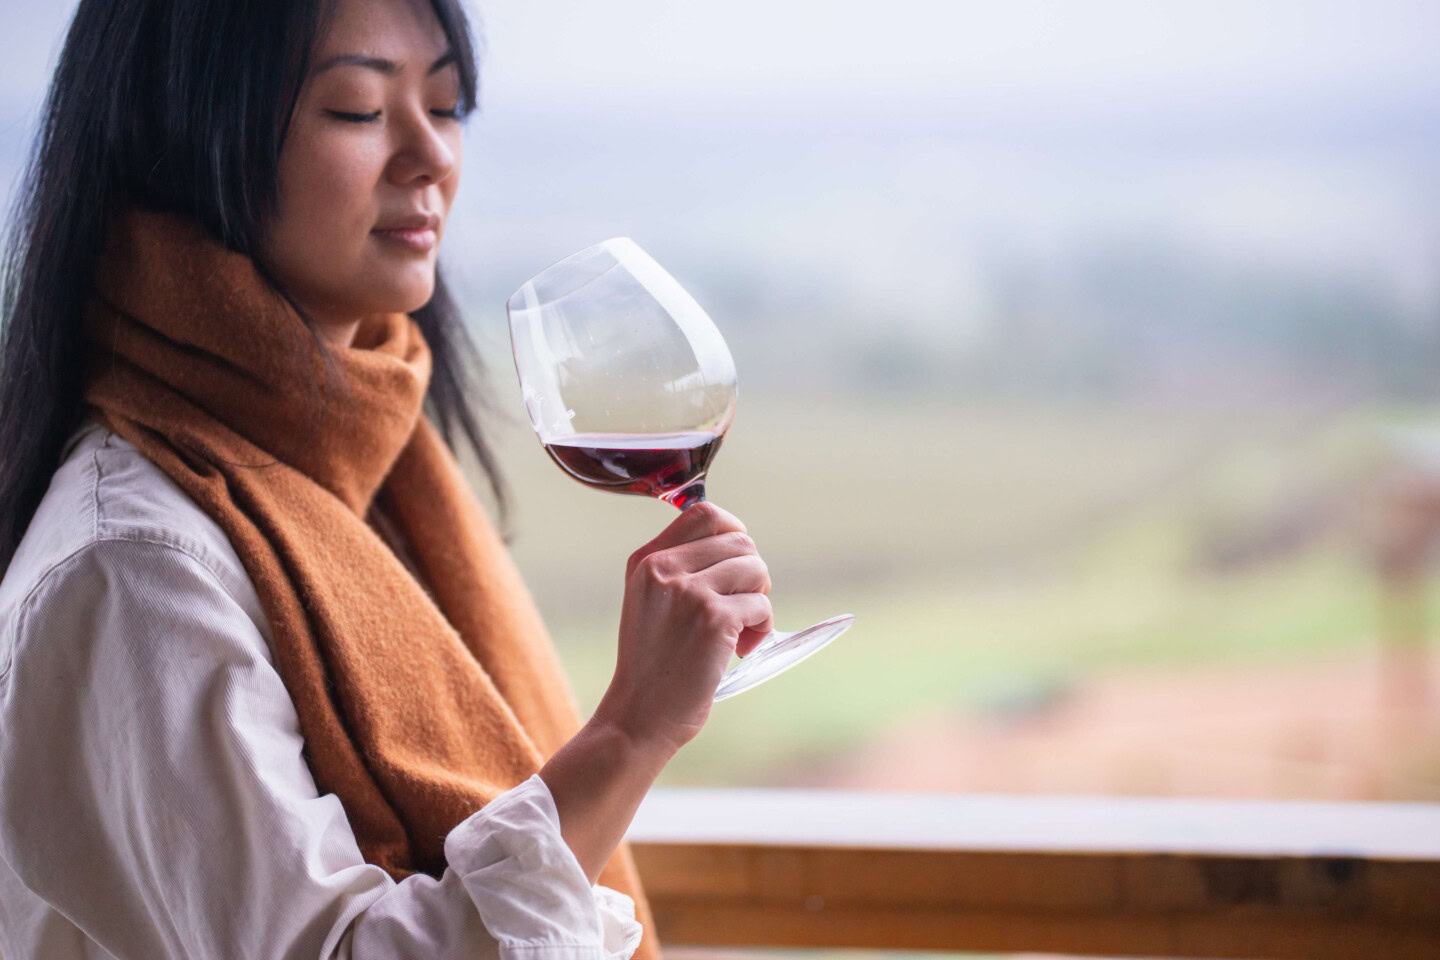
[471,388,1437,787]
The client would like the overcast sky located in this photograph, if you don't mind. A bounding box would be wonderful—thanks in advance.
[4,1,1438,349]
[482,0,1440,107]
[6,1,1440,113]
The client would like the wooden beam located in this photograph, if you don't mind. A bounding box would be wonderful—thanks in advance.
[626,790,1440,957]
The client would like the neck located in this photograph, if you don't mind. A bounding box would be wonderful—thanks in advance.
[316,318,363,350]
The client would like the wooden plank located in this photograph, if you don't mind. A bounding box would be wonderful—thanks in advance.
[626,791,1440,957]
[639,899,1440,959]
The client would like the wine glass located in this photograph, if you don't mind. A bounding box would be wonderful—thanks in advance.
[507,238,854,702]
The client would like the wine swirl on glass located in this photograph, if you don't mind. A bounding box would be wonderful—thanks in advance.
[507,238,853,702]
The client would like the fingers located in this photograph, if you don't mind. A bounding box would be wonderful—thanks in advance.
[621,503,773,667]
[736,627,768,659]
[652,528,759,574]
[628,532,771,597]
[730,594,774,657]
[626,502,746,578]
[697,554,772,596]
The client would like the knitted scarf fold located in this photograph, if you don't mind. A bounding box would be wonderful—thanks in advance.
[81,208,658,956]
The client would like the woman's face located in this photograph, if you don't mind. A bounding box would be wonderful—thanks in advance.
[260,0,463,344]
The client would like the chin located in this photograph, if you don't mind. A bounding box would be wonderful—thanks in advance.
[366,273,438,316]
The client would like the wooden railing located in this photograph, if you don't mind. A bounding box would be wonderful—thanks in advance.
[626,789,1440,958]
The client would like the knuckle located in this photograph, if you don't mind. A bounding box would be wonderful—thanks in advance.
[688,501,722,525]
[698,594,731,629]
[726,531,756,553]
[735,554,767,581]
[672,574,711,613]
[633,551,670,584]
[691,501,745,534]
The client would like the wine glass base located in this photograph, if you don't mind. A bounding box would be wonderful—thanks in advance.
[713,613,855,702]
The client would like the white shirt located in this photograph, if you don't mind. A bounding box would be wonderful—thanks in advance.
[0,419,643,960]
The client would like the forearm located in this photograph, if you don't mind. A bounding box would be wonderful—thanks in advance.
[538,708,676,885]
[540,502,765,884]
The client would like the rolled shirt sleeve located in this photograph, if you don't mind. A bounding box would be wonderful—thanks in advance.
[446,777,643,960]
[0,537,642,960]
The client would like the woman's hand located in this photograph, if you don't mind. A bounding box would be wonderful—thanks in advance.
[593,502,773,757]
[540,502,771,884]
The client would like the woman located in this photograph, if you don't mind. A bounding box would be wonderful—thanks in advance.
[0,0,773,957]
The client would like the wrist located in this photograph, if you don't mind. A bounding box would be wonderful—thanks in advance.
[590,690,683,769]
[539,696,677,885]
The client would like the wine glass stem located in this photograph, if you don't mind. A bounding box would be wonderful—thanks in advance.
[665,476,708,511]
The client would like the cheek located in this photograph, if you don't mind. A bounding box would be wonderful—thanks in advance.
[271,127,386,285]
[280,130,381,242]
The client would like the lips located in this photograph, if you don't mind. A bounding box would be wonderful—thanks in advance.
[372,211,441,251]
[375,212,441,232]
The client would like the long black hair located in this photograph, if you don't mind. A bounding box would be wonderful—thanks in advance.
[0,0,508,573]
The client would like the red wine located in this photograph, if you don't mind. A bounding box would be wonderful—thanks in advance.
[544,431,723,508]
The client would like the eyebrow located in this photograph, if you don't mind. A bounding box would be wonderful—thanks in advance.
[313,50,458,77]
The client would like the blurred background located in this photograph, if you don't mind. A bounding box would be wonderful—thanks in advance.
[6,0,1440,815]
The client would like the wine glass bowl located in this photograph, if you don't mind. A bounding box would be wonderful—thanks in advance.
[508,238,735,509]
[507,238,853,701]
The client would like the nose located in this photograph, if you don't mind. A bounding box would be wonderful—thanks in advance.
[385,109,457,188]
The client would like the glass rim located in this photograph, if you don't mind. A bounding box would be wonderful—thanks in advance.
[505,237,641,313]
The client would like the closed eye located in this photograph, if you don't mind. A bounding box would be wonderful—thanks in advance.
[325,108,461,123]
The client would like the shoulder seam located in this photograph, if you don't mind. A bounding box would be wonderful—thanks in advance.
[88,435,253,608]
[1,536,260,682]
[89,441,102,543]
